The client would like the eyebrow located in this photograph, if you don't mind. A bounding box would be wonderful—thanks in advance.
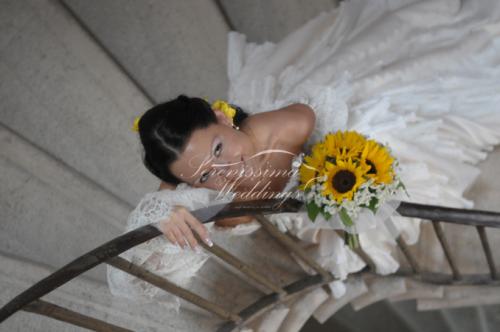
[196,136,217,183]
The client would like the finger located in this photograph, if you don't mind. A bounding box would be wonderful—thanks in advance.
[183,211,213,247]
[170,225,189,249]
[157,217,172,234]
[176,220,198,250]
[164,229,179,247]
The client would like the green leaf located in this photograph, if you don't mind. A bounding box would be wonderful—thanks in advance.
[322,210,332,220]
[306,201,320,222]
[339,208,353,227]
[367,197,379,214]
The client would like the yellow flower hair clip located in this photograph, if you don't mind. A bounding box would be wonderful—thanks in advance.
[131,98,238,132]
[211,99,236,123]
[132,116,141,132]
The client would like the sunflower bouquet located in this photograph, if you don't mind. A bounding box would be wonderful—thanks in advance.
[298,130,406,249]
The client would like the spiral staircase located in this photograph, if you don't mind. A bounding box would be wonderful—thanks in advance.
[1,0,500,331]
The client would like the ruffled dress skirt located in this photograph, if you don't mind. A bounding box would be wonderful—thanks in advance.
[221,0,500,330]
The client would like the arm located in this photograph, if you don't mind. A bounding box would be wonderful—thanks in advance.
[108,181,234,306]
[158,182,255,227]
[213,193,257,227]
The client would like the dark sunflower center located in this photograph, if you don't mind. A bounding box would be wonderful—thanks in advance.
[366,159,377,174]
[332,170,356,193]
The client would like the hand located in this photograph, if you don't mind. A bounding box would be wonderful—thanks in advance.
[157,205,213,250]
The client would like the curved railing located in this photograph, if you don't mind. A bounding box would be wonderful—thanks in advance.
[1,198,499,331]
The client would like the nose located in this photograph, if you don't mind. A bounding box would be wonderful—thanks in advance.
[213,143,245,178]
[224,144,244,165]
[222,158,244,175]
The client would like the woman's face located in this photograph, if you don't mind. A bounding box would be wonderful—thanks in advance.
[169,109,256,191]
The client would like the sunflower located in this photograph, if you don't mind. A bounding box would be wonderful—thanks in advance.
[323,131,367,162]
[298,142,327,190]
[321,158,369,203]
[360,140,394,184]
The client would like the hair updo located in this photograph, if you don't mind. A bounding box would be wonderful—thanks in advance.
[137,94,249,185]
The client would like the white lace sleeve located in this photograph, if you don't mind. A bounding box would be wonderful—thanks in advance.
[106,183,234,313]
[125,192,174,231]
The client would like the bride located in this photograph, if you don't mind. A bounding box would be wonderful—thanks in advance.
[107,0,500,326]
[146,95,315,239]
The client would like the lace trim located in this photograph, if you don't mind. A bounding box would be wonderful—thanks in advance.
[127,193,174,230]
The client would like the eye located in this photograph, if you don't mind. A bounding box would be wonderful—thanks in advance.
[200,141,222,184]
[214,142,223,157]
[200,171,210,184]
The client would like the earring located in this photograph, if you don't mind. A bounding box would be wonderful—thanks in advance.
[232,123,240,130]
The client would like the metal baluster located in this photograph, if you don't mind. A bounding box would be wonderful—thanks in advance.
[4,200,500,331]
[22,299,132,332]
[432,221,461,280]
[254,214,335,283]
[193,232,287,297]
[395,235,421,275]
[476,226,498,280]
[107,256,241,323]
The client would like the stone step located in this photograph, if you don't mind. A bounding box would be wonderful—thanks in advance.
[0,124,130,282]
[0,252,217,332]
[313,290,417,332]
[63,0,230,102]
[400,146,500,311]
[417,285,500,310]
[388,300,454,332]
[218,0,336,43]
[1,0,155,207]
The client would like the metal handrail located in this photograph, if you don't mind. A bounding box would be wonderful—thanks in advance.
[1,198,500,331]
[0,198,302,323]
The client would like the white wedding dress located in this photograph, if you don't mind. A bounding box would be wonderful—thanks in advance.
[107,0,500,330]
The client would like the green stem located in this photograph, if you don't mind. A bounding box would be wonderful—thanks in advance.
[346,233,360,249]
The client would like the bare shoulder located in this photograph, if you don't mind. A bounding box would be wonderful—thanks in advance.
[242,103,316,148]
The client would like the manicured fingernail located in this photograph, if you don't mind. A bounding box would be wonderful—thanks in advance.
[194,246,203,254]
[205,238,213,247]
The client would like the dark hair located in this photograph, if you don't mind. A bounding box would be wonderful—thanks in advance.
[137,94,249,185]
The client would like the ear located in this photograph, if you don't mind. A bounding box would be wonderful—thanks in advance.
[213,108,232,126]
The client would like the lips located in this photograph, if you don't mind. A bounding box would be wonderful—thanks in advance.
[239,161,247,175]
[240,156,246,169]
